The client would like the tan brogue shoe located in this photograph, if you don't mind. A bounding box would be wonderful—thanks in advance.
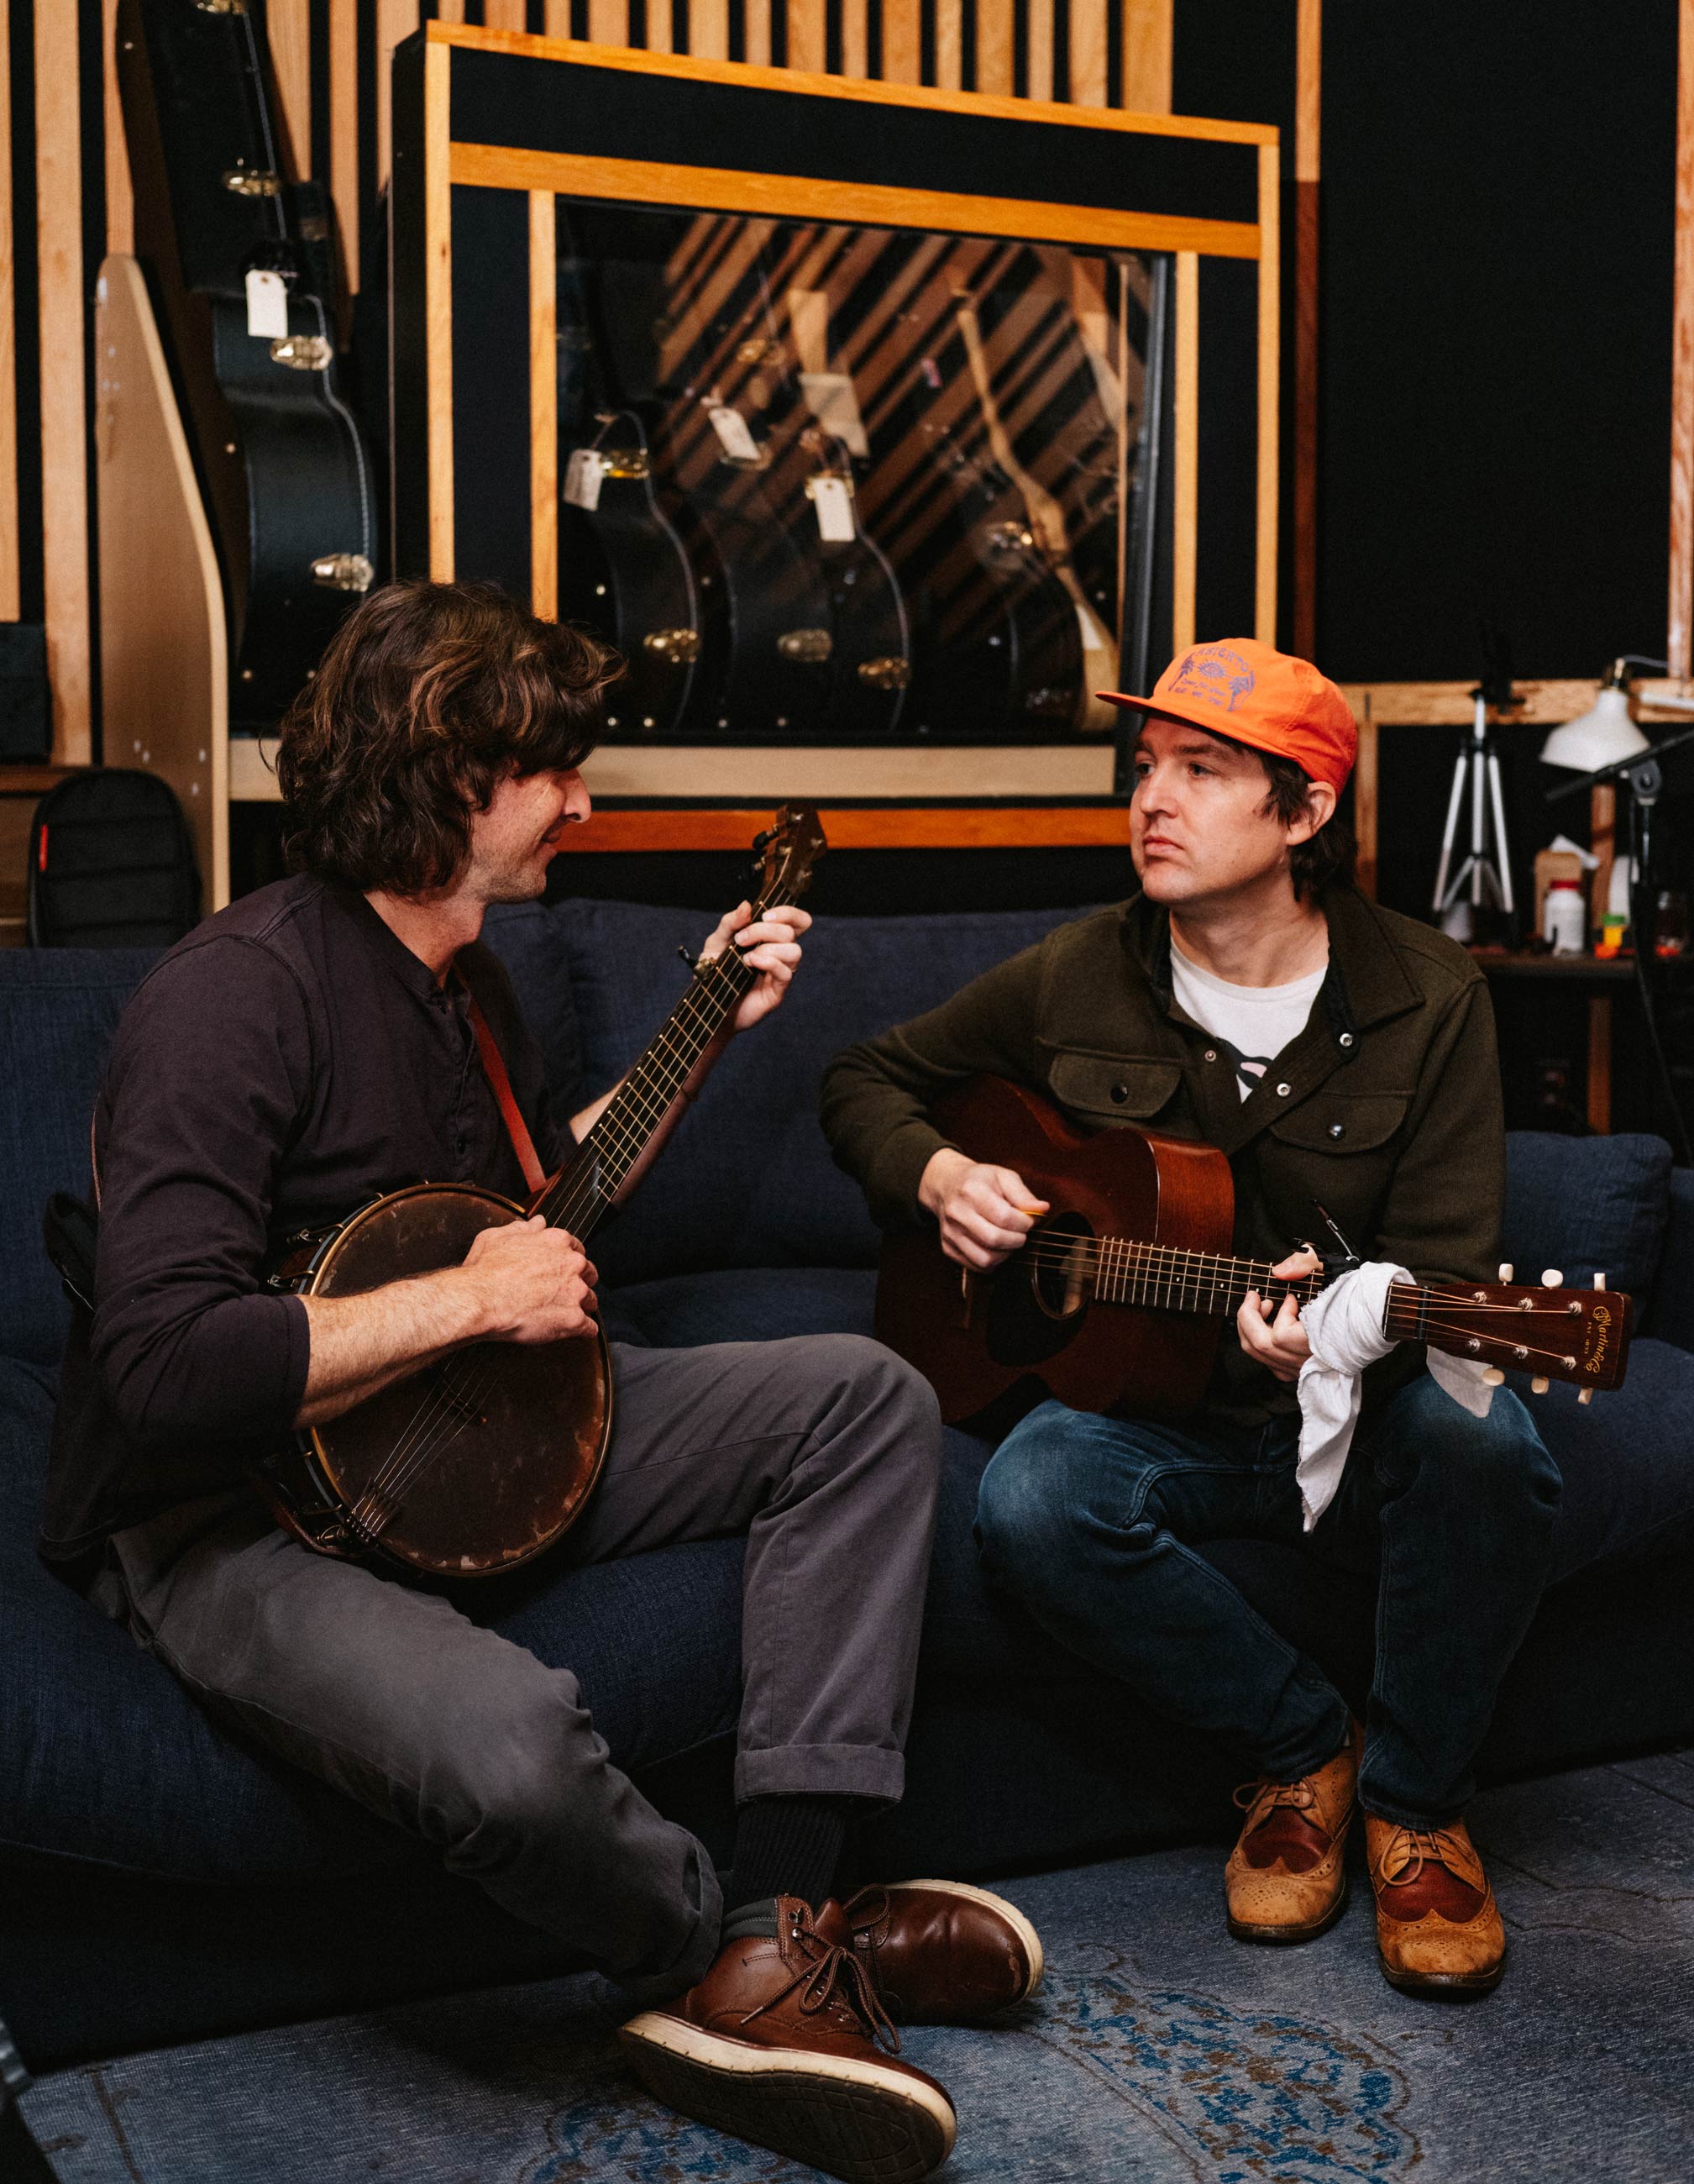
[816,1880,1044,2024]
[1366,1814,1506,1994]
[620,1897,957,2184]
[1225,1719,1362,1945]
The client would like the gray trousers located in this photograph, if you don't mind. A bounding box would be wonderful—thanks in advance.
[95,1333,943,2002]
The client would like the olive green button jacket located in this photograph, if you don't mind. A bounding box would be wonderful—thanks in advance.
[820,885,1505,1425]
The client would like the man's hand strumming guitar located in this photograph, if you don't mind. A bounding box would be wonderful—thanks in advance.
[459,1215,599,1344]
[919,1147,1051,1271]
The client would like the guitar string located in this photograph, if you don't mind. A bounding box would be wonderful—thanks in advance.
[346,917,775,1532]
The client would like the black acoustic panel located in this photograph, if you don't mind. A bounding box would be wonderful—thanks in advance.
[1193,253,1257,646]
[0,625,49,759]
[450,186,533,607]
[448,48,1259,227]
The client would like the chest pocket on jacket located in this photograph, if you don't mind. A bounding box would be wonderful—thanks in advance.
[1048,1053,1184,1126]
[1268,1092,1410,1155]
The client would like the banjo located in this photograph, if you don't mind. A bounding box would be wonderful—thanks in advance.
[249,807,827,1578]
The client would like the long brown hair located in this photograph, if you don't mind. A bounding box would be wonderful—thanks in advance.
[275,580,617,894]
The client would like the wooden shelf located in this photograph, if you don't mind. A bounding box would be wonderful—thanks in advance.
[0,764,82,795]
[550,802,1134,853]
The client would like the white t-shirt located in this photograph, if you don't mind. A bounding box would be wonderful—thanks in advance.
[1169,942,1328,1100]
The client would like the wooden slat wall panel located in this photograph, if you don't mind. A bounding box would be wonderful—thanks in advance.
[9,0,1199,775]
[0,0,16,625]
[36,0,91,762]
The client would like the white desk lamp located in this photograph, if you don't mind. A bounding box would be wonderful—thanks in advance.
[1539,660,1652,772]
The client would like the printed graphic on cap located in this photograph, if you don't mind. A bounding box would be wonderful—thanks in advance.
[1168,643,1256,713]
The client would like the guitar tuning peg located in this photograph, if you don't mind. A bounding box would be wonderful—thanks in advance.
[1577,1386,1595,1405]
[1481,1367,1505,1387]
[1497,1263,1514,1282]
[1530,1375,1550,1394]
[1540,1269,1563,1289]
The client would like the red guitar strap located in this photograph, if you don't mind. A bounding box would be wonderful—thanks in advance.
[464,988,548,1200]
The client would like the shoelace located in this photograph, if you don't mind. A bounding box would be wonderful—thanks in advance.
[1374,1825,1478,1892]
[738,1910,901,2055]
[1233,1776,1319,1831]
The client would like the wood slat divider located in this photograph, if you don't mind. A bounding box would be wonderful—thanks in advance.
[450,139,1261,259]
[936,1,965,95]
[1071,0,1109,108]
[882,0,922,87]
[268,0,313,178]
[588,1,627,48]
[543,3,574,37]
[549,804,1134,850]
[426,39,454,579]
[1293,0,1319,659]
[0,0,16,622]
[35,1,91,761]
[330,0,359,295]
[1172,249,1198,654]
[377,0,422,195]
[102,0,133,255]
[1672,0,1694,675]
[744,1,773,67]
[529,192,558,621]
[694,0,732,64]
[1027,0,1055,102]
[483,0,531,30]
[1254,139,1279,642]
[1121,0,1172,113]
[976,0,1015,97]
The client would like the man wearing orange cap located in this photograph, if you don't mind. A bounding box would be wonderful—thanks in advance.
[822,638,1559,1996]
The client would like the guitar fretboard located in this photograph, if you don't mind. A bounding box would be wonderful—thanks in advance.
[1051,1235,1328,1317]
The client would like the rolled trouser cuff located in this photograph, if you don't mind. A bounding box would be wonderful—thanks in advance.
[610,1851,723,2005]
[734,1742,905,1807]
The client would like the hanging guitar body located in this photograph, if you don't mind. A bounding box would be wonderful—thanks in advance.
[875,1077,1230,1425]
[252,1184,612,1578]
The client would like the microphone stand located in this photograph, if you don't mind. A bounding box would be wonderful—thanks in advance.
[1547,721,1694,1160]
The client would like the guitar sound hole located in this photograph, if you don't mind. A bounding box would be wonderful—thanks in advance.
[1030,1213,1093,1320]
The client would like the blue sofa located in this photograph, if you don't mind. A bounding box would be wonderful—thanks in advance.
[5,897,1694,2073]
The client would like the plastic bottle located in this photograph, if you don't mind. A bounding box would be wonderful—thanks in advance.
[1543,878,1586,956]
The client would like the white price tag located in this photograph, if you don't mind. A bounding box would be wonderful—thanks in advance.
[706,404,761,464]
[564,447,606,511]
[810,474,856,543]
[800,372,869,459]
[244,268,289,340]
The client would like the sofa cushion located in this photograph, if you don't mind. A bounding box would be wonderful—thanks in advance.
[0,949,158,1368]
[1503,1130,1672,1302]
[485,898,1090,1284]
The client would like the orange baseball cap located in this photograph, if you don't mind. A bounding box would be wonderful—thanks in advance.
[1101,639,1357,794]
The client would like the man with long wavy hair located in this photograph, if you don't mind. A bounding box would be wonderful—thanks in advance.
[42,581,1040,2184]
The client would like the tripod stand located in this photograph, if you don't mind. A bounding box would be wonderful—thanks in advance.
[1433,688,1517,923]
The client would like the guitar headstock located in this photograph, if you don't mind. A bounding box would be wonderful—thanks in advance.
[1385,1272,1633,1395]
[749,806,828,913]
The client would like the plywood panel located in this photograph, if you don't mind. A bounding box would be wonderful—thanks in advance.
[36,1,91,762]
[0,0,16,622]
[96,258,228,911]
[269,0,312,176]
[1121,0,1172,114]
[530,191,557,620]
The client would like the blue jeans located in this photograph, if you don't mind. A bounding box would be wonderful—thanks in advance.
[975,1374,1560,1828]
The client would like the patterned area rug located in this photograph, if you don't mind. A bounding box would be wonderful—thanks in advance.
[22,1753,1694,2184]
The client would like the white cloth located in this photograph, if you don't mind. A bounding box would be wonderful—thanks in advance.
[1169,944,1329,1101]
[1293,1263,1497,1530]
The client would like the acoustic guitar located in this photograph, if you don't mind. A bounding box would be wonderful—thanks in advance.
[250,808,827,1578]
[875,1076,1633,1426]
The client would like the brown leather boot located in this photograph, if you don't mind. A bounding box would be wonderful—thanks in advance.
[1225,1719,1362,1945]
[816,1880,1044,2024]
[1366,1814,1506,1994]
[619,1898,957,2184]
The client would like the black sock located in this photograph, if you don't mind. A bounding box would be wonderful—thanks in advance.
[727,1795,853,1914]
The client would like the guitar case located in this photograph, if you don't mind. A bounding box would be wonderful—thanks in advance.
[118,0,377,734]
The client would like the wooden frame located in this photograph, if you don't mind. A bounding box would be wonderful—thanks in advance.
[390,23,1279,842]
